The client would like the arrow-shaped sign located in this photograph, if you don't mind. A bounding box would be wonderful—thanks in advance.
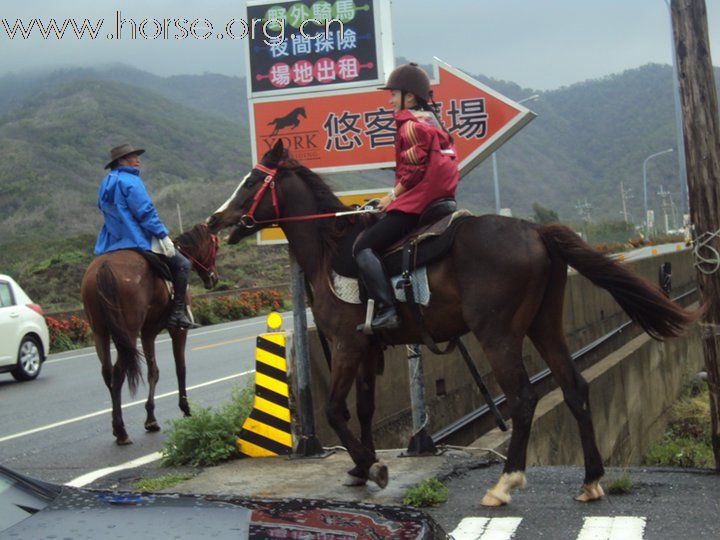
[249,57,536,177]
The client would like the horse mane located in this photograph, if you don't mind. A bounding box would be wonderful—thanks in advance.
[280,158,355,259]
[174,223,207,253]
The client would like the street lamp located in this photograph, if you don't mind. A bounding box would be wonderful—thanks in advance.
[491,94,539,214]
[643,148,674,233]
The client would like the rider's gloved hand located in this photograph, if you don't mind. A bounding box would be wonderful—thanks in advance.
[154,235,176,258]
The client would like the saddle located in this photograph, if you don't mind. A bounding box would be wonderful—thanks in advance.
[135,250,173,282]
[331,198,473,279]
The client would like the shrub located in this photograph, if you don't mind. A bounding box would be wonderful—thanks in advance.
[46,315,92,352]
[403,478,448,507]
[161,383,254,467]
[606,473,633,495]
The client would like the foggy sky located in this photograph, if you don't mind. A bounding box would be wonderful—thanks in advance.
[0,0,718,90]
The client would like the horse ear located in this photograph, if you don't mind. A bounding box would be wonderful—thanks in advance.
[271,139,284,156]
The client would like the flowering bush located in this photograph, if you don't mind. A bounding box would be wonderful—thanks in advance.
[46,315,92,352]
[192,289,287,326]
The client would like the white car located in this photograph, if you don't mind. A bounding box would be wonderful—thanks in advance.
[0,275,50,381]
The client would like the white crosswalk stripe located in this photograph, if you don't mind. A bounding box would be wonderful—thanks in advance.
[450,517,523,540]
[449,516,647,540]
[576,516,646,540]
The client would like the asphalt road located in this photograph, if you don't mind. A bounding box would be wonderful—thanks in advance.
[428,464,720,540]
[0,312,302,485]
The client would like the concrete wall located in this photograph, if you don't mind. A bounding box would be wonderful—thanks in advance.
[293,248,699,457]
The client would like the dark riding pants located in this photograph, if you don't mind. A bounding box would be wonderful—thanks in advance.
[353,211,419,255]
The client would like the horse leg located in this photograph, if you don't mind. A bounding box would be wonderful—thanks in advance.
[110,359,131,445]
[94,331,112,392]
[326,349,383,487]
[170,328,191,416]
[529,311,604,501]
[479,338,538,507]
[141,331,161,432]
[344,346,381,486]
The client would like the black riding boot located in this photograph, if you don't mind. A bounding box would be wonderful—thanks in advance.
[355,248,400,331]
[167,257,195,330]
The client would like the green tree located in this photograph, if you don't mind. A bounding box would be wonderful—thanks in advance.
[532,202,560,224]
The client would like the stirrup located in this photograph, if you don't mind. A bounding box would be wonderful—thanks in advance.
[357,299,375,335]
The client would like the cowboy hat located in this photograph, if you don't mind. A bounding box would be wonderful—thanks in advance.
[105,143,145,169]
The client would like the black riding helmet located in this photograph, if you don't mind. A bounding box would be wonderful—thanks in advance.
[378,62,432,102]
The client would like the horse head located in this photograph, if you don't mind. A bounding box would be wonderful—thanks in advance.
[207,140,289,244]
[175,223,220,289]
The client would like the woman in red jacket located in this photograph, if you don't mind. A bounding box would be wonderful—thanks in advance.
[353,63,459,331]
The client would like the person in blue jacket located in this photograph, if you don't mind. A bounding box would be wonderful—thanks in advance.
[94,144,194,329]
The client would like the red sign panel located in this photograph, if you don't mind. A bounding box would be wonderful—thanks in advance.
[250,58,536,176]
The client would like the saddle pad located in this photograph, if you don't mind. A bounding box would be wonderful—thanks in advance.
[330,268,430,306]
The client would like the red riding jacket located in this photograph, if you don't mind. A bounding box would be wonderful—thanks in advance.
[386,110,459,215]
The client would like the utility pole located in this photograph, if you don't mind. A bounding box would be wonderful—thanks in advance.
[657,185,672,233]
[620,182,632,223]
[671,0,720,470]
[575,199,593,241]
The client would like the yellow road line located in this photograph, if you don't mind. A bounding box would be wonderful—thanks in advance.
[192,336,255,351]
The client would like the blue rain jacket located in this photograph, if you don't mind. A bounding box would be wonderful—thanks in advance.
[93,166,169,255]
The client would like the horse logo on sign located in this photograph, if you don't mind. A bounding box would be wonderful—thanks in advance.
[268,107,307,136]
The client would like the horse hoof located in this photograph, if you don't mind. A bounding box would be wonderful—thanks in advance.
[480,491,507,507]
[145,422,161,432]
[368,462,388,489]
[575,480,604,502]
[343,474,367,487]
[116,436,133,446]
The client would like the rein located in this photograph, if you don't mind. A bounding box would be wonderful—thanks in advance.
[240,163,378,228]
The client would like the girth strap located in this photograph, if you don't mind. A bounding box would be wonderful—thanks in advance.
[398,242,457,356]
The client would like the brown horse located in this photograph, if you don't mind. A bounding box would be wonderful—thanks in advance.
[208,140,697,506]
[81,224,219,445]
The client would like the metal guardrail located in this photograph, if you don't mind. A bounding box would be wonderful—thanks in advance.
[431,287,699,443]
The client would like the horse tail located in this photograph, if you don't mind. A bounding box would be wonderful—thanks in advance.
[538,224,700,339]
[96,262,143,395]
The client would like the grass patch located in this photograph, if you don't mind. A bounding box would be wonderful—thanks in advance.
[644,379,713,469]
[606,473,633,495]
[132,473,194,492]
[403,478,448,507]
[160,383,254,467]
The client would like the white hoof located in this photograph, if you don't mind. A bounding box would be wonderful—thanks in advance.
[575,480,604,502]
[342,474,367,486]
[368,461,388,489]
[480,471,526,507]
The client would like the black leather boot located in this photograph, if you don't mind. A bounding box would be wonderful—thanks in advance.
[355,248,400,331]
[167,263,196,329]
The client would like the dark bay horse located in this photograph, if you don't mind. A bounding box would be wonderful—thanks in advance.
[81,224,219,445]
[207,140,697,506]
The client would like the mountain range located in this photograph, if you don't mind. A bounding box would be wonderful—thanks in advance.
[1,62,719,249]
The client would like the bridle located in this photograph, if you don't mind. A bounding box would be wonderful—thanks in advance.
[176,224,219,279]
[238,162,377,228]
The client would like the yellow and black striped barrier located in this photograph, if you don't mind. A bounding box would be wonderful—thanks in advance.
[237,313,293,457]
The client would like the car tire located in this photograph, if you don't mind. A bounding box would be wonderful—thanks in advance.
[11,336,43,381]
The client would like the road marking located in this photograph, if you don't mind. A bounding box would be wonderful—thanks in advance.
[0,370,254,444]
[576,517,646,540]
[450,517,522,539]
[44,315,297,365]
[66,451,162,488]
[192,336,255,351]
